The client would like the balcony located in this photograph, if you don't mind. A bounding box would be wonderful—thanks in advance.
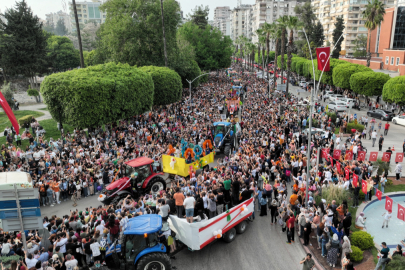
[322,1,331,6]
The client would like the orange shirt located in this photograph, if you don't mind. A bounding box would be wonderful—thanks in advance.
[289,194,298,205]
[173,192,185,206]
[52,182,60,192]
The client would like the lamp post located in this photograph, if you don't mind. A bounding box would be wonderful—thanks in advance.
[186,72,211,103]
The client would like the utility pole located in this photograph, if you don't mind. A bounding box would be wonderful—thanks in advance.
[160,0,168,67]
[72,0,84,68]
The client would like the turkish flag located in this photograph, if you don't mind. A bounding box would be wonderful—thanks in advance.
[345,150,353,161]
[385,196,393,212]
[321,148,330,159]
[357,151,366,161]
[362,180,368,194]
[395,152,404,163]
[316,47,331,72]
[382,152,391,162]
[333,149,341,160]
[336,162,341,174]
[376,189,382,201]
[345,167,350,180]
[398,204,405,221]
[330,156,333,166]
[369,152,378,162]
[353,174,358,187]
[0,92,19,135]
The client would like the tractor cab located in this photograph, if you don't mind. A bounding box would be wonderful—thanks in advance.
[121,215,171,269]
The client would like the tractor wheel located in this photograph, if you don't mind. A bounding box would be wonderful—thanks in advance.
[223,227,237,243]
[224,145,231,157]
[146,177,166,194]
[235,221,247,234]
[111,194,126,206]
[136,252,171,270]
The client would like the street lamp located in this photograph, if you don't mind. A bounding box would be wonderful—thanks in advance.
[186,72,211,103]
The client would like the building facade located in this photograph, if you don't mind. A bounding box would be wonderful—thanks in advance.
[213,6,232,37]
[68,0,107,31]
[230,4,254,41]
[45,11,73,33]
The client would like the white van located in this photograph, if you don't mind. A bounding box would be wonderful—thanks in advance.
[0,172,33,190]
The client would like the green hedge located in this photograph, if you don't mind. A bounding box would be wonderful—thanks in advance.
[347,122,365,134]
[138,66,182,105]
[350,245,364,262]
[351,231,374,250]
[41,62,154,128]
[382,75,405,104]
[333,63,372,89]
[18,115,33,127]
[350,71,390,97]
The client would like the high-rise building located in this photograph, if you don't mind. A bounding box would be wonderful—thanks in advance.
[68,0,107,31]
[230,4,254,41]
[213,6,232,37]
[311,0,396,56]
[45,11,72,33]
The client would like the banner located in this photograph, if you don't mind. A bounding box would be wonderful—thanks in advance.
[0,92,19,135]
[353,174,358,188]
[316,47,331,72]
[345,167,350,180]
[345,150,353,161]
[321,148,330,159]
[369,152,378,162]
[333,149,341,160]
[336,162,341,174]
[382,152,391,162]
[385,196,393,212]
[398,204,405,222]
[357,151,366,161]
[362,180,368,194]
[395,152,404,163]
[376,189,382,201]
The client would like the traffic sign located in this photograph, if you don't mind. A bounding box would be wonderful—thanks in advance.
[354,114,357,119]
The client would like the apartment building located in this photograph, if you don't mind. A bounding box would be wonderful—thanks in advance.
[45,11,73,33]
[312,0,396,55]
[230,4,254,41]
[68,0,107,31]
[213,6,232,37]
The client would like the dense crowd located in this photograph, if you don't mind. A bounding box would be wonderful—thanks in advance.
[0,62,404,270]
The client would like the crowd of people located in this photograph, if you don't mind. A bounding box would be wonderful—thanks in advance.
[0,62,403,270]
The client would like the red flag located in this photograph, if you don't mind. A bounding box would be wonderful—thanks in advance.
[333,149,341,160]
[329,156,333,166]
[345,150,353,161]
[395,152,404,163]
[345,167,350,180]
[398,204,405,221]
[362,180,368,194]
[0,92,19,135]
[376,189,382,201]
[385,196,393,212]
[382,152,391,162]
[321,148,330,159]
[357,151,366,161]
[336,162,341,174]
[369,152,378,162]
[316,47,331,72]
[353,174,358,187]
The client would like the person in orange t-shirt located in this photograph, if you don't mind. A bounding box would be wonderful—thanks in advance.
[173,188,185,218]
[52,181,61,204]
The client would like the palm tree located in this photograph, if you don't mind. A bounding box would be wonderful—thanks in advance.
[285,16,301,93]
[261,22,274,66]
[273,27,282,84]
[362,0,386,67]
[256,28,267,78]
[240,36,249,70]
[277,16,289,84]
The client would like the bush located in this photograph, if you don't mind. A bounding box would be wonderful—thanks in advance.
[1,81,15,108]
[333,63,372,89]
[317,185,350,205]
[138,66,182,106]
[382,75,405,104]
[350,71,390,97]
[350,245,364,262]
[347,122,365,134]
[18,115,33,127]
[386,178,393,186]
[386,255,405,270]
[351,231,374,250]
[27,88,39,96]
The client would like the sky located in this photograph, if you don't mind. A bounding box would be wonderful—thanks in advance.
[1,0,256,21]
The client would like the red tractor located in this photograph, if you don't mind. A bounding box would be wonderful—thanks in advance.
[98,157,166,205]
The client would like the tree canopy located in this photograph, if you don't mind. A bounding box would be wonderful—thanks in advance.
[55,19,68,36]
[332,17,345,59]
[382,75,405,105]
[188,5,209,29]
[332,63,371,89]
[350,71,390,96]
[46,36,80,71]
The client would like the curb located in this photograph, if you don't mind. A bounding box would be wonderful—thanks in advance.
[298,234,326,270]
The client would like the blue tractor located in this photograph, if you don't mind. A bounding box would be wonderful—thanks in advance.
[212,122,238,156]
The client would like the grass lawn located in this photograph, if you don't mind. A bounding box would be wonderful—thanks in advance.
[384,184,405,193]
[39,107,48,111]
[0,110,44,132]
[0,118,74,148]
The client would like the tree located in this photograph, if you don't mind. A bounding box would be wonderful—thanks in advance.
[1,82,14,108]
[138,66,182,105]
[382,75,405,105]
[0,0,48,87]
[40,63,154,128]
[261,22,275,65]
[350,71,390,96]
[303,41,316,60]
[177,22,233,71]
[315,58,348,86]
[332,63,372,89]
[353,34,368,57]
[362,0,386,67]
[97,0,181,67]
[312,20,325,48]
[188,5,209,29]
[55,19,68,36]
[160,0,168,67]
[67,22,100,51]
[277,16,289,81]
[273,27,282,82]
[43,21,55,34]
[72,0,84,68]
[294,2,316,53]
[285,16,300,93]
[46,36,80,71]
[332,17,345,59]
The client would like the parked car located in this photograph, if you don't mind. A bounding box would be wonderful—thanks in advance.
[337,98,356,108]
[293,128,328,140]
[392,115,405,126]
[300,80,307,87]
[328,101,348,112]
[367,109,395,121]
[329,94,345,102]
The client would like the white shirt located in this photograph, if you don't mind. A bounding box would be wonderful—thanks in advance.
[56,237,68,253]
[384,212,392,220]
[371,131,377,139]
[90,242,101,257]
[324,171,332,181]
[26,258,38,269]
[183,196,195,209]
[65,259,78,270]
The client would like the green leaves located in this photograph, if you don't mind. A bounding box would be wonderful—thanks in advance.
[46,36,80,71]
[382,75,405,104]
[350,71,390,96]
[40,63,154,128]
[332,63,371,89]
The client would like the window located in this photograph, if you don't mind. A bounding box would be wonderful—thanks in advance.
[391,57,394,65]
[386,56,389,64]
[393,7,405,49]
[396,57,400,66]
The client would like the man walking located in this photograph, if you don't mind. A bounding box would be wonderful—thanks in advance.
[378,135,384,151]
[300,253,315,270]
[286,212,295,244]
[395,162,402,181]
[384,122,390,136]
[371,130,377,147]
[375,242,390,270]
